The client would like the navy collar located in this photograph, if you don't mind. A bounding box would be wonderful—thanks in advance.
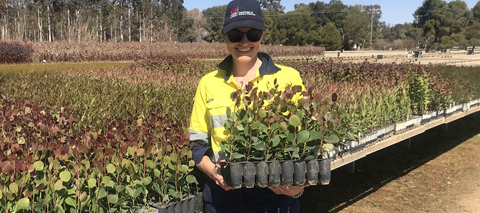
[216,52,281,81]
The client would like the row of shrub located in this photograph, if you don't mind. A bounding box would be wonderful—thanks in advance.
[0,42,326,63]
[0,42,34,64]
[1,57,480,211]
[0,97,197,212]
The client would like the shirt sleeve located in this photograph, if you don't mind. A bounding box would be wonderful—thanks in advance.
[189,77,212,164]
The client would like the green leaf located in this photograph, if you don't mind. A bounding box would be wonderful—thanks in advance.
[253,141,267,151]
[102,176,112,185]
[9,182,18,194]
[126,186,134,197]
[115,185,125,193]
[54,180,63,191]
[60,171,71,182]
[251,121,260,129]
[97,187,107,200]
[17,197,29,210]
[106,164,116,174]
[230,112,238,122]
[286,133,295,143]
[230,153,246,159]
[297,130,309,144]
[57,205,65,213]
[134,187,142,198]
[232,126,239,135]
[153,169,161,177]
[88,179,97,188]
[289,115,301,127]
[65,197,75,206]
[309,131,323,142]
[186,175,198,184]
[108,194,118,204]
[271,135,281,147]
[33,161,44,171]
[236,123,244,131]
[324,134,340,143]
[145,160,155,170]
[168,189,179,198]
[142,177,152,185]
[225,120,231,129]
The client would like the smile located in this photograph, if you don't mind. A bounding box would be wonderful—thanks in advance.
[237,47,252,52]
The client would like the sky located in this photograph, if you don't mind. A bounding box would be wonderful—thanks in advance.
[184,0,479,26]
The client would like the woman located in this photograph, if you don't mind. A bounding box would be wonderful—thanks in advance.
[189,0,307,212]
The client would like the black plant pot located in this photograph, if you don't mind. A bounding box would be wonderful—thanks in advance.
[293,161,306,185]
[268,161,281,187]
[195,193,203,213]
[281,160,294,186]
[221,162,243,189]
[306,160,319,185]
[186,196,196,213]
[243,162,256,188]
[157,202,175,213]
[319,159,331,185]
[256,161,268,188]
[174,201,181,213]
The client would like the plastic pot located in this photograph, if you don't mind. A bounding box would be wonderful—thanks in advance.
[221,162,243,189]
[319,159,331,185]
[306,160,319,185]
[268,161,281,187]
[195,193,203,213]
[243,162,256,188]
[256,161,268,188]
[293,161,306,185]
[281,160,294,186]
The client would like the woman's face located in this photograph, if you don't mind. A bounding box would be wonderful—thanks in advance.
[224,27,265,64]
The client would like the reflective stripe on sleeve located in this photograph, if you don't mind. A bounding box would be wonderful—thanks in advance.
[210,114,228,128]
[189,130,209,145]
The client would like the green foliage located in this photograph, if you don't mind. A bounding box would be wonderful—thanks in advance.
[281,6,318,46]
[0,98,197,213]
[220,82,339,162]
[314,22,342,50]
[202,5,228,43]
[343,6,371,50]
[407,73,432,114]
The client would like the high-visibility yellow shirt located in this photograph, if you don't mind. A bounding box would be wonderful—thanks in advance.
[189,52,305,163]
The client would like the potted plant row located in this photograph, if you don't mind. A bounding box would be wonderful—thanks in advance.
[0,97,201,213]
[219,82,340,189]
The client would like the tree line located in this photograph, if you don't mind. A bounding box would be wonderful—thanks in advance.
[1,0,479,51]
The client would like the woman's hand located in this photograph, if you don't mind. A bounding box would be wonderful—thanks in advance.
[267,184,308,197]
[196,156,233,191]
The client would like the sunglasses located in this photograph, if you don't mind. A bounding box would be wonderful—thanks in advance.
[226,29,263,43]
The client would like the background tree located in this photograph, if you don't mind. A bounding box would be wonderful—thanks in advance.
[314,22,342,50]
[202,5,226,43]
[259,0,284,12]
[343,5,370,50]
[473,1,480,21]
[187,8,206,42]
[279,6,317,45]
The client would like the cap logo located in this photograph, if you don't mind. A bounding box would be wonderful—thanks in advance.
[230,6,256,19]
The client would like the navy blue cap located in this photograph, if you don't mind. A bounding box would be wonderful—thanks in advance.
[223,0,265,33]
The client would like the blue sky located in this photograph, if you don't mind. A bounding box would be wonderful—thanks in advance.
[184,0,479,26]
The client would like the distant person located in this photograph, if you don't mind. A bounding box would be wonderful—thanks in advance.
[188,0,307,212]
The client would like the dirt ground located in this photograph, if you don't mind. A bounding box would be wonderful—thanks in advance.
[319,50,480,66]
[298,113,480,213]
